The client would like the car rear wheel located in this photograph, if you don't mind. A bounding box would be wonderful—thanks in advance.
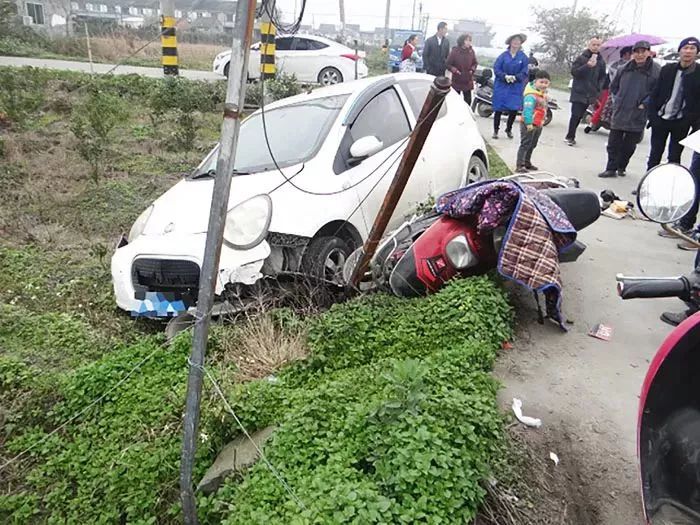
[318,67,343,86]
[302,236,351,286]
[461,155,489,187]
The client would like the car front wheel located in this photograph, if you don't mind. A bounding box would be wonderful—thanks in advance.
[461,155,488,187]
[318,67,343,86]
[302,236,351,286]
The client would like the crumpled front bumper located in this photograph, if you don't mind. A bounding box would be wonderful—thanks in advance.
[111,232,270,317]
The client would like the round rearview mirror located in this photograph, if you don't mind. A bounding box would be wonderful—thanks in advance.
[637,164,696,224]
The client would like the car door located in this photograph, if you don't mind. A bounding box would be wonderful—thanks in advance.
[288,37,328,83]
[270,36,291,76]
[397,78,469,196]
[335,87,422,237]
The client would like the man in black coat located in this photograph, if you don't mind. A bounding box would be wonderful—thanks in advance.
[647,36,700,171]
[598,41,660,178]
[565,37,606,146]
[423,22,450,77]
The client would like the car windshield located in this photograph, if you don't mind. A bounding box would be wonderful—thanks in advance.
[194,94,349,176]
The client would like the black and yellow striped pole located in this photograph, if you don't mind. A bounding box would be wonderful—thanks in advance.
[260,12,276,80]
[160,0,178,77]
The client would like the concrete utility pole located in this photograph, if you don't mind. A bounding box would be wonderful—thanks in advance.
[384,0,391,42]
[260,8,276,80]
[339,0,346,39]
[179,1,257,523]
[411,0,416,30]
[571,0,579,14]
[349,76,452,288]
[160,0,178,76]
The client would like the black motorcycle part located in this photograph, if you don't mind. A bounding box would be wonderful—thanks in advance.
[388,248,427,298]
[618,277,689,301]
[558,240,587,263]
[542,188,600,231]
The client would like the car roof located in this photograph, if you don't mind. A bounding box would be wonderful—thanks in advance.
[259,73,433,112]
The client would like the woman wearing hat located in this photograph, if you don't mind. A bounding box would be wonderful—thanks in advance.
[491,33,529,139]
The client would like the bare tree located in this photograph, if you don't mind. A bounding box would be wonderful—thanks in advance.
[529,5,617,68]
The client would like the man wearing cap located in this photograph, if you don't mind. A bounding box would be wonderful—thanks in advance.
[647,36,700,172]
[565,37,607,146]
[598,41,660,178]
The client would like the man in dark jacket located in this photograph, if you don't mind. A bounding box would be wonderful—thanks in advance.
[565,37,606,146]
[423,22,450,77]
[647,36,700,171]
[598,41,660,178]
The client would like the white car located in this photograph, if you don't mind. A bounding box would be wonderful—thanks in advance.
[213,34,369,85]
[111,73,488,317]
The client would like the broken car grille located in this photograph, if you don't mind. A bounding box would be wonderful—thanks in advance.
[132,258,200,299]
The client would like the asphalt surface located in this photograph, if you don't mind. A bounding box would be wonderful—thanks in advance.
[0,55,222,81]
[479,88,694,523]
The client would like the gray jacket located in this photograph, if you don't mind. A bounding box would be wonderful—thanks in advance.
[610,58,661,132]
[570,49,607,105]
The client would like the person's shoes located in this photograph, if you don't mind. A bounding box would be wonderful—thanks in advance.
[492,132,499,139]
[658,222,692,238]
[617,169,626,177]
[516,166,529,174]
[598,170,617,178]
[506,130,514,139]
[565,138,576,146]
[678,231,700,251]
[661,310,690,327]
[525,163,539,171]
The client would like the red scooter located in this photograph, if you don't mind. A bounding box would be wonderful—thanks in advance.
[617,162,700,524]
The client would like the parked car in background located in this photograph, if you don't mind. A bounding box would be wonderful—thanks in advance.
[388,29,425,73]
[112,73,489,317]
[213,34,369,85]
[655,51,700,67]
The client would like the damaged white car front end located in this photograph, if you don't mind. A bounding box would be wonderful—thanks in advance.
[112,194,272,317]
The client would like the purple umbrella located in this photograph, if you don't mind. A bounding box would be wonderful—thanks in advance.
[600,33,667,63]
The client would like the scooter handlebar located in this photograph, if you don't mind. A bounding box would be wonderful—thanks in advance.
[616,275,689,300]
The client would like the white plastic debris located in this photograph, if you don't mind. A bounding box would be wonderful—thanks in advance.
[511,398,542,428]
[549,452,559,466]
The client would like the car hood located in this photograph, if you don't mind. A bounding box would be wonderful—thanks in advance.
[141,168,296,237]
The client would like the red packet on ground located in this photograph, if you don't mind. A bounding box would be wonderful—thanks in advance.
[589,323,613,341]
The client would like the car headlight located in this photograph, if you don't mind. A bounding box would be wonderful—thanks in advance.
[128,205,153,242]
[445,234,476,270]
[223,194,272,249]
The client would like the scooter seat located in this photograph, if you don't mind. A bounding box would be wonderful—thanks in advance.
[542,188,601,231]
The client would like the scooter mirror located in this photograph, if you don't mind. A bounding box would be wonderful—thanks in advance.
[637,164,696,224]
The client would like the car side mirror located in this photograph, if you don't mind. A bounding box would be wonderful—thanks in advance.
[349,136,384,166]
[637,164,696,224]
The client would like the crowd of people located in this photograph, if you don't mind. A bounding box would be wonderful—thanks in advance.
[400,24,700,251]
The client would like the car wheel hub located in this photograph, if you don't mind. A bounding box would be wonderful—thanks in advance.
[321,70,340,85]
[324,248,347,284]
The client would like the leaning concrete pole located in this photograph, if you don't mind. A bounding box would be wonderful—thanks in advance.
[349,76,452,288]
[179,1,257,523]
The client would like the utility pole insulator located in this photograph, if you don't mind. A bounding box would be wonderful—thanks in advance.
[260,11,276,80]
[160,0,178,76]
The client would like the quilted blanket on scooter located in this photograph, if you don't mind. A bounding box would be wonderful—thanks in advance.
[436,181,576,329]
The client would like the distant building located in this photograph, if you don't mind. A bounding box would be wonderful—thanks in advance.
[452,19,494,47]
[318,23,336,38]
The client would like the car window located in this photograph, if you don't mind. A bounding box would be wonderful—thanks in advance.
[308,39,329,50]
[398,79,448,121]
[275,37,292,51]
[194,95,349,175]
[291,38,318,51]
[350,88,410,150]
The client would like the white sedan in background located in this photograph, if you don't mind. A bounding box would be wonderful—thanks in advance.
[111,73,488,317]
[213,34,369,85]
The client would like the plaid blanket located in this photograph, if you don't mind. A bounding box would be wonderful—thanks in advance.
[436,181,576,329]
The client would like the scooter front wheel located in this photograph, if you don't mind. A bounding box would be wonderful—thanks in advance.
[476,102,493,118]
[544,108,553,127]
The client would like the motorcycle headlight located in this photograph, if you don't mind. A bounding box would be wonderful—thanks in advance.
[128,205,153,242]
[223,194,272,249]
[445,234,476,270]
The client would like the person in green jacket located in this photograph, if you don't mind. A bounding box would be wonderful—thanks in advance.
[516,70,551,173]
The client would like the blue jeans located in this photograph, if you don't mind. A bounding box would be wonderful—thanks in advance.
[680,152,700,230]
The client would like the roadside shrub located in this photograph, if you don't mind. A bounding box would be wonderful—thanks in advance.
[70,87,128,181]
[0,68,45,126]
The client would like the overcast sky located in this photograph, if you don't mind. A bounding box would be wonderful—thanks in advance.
[274,0,699,47]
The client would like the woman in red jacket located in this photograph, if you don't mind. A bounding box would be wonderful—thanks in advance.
[400,34,419,73]
[446,33,479,105]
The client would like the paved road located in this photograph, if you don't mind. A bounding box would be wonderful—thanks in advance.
[479,89,694,523]
[0,55,222,81]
